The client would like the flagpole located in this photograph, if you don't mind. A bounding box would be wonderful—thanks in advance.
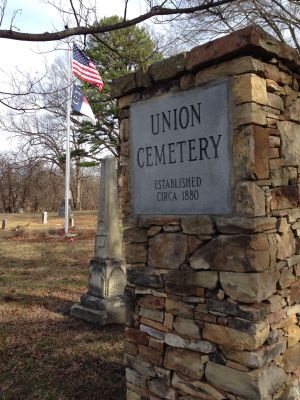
[65,42,73,235]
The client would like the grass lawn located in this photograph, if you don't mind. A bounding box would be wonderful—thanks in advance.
[0,212,126,400]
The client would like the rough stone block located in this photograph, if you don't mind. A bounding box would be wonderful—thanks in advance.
[233,125,269,180]
[164,348,205,379]
[140,324,166,340]
[286,97,300,122]
[138,344,163,366]
[125,243,147,264]
[172,371,229,400]
[181,216,215,235]
[139,307,164,323]
[189,234,275,272]
[126,388,142,400]
[206,298,238,316]
[118,92,141,109]
[148,378,177,400]
[140,317,169,334]
[186,26,298,72]
[165,298,194,319]
[220,271,279,303]
[124,228,148,243]
[173,316,201,339]
[237,303,269,322]
[234,181,265,217]
[278,121,300,165]
[285,325,300,348]
[125,328,150,345]
[149,53,186,81]
[165,333,216,353]
[119,118,129,141]
[215,216,276,234]
[282,343,300,372]
[202,322,270,351]
[234,102,267,126]
[232,73,267,105]
[127,268,163,289]
[222,340,287,369]
[195,56,264,86]
[165,281,205,297]
[126,367,148,389]
[205,362,286,399]
[148,234,188,269]
[270,185,300,210]
[138,295,165,310]
[185,271,219,289]
[111,73,136,98]
[126,354,156,378]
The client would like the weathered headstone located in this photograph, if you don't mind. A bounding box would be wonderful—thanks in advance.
[69,216,74,228]
[70,158,126,325]
[41,211,48,224]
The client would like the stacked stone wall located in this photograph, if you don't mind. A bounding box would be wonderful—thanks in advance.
[112,26,300,400]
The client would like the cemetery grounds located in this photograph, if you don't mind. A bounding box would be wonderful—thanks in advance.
[0,212,125,400]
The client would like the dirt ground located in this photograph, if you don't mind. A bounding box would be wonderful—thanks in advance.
[0,212,126,400]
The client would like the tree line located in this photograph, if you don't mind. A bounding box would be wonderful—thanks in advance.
[0,153,100,213]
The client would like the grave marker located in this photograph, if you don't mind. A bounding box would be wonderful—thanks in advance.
[70,158,126,325]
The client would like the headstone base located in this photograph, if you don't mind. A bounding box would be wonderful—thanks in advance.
[70,294,127,325]
[88,257,126,298]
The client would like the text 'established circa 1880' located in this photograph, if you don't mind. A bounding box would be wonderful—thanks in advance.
[130,81,232,214]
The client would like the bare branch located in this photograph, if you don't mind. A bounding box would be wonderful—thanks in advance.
[0,0,235,42]
[0,0,7,26]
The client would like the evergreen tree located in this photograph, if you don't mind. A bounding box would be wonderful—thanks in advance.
[74,16,163,163]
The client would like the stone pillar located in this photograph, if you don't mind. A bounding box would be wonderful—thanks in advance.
[112,26,300,400]
[70,158,127,325]
[94,158,123,260]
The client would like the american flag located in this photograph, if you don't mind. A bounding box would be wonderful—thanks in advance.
[72,44,104,91]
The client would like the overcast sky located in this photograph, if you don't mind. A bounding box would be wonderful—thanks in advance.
[1,0,144,77]
[0,0,144,150]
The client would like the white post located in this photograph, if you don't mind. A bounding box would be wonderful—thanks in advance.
[65,43,73,235]
[42,211,48,224]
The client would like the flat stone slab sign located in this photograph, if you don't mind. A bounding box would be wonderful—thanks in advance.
[130,80,231,214]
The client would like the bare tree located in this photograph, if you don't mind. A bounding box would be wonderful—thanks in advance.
[0,55,90,209]
[163,0,300,52]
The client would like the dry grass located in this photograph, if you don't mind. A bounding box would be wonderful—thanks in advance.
[0,212,126,400]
